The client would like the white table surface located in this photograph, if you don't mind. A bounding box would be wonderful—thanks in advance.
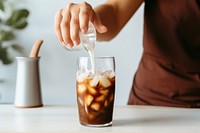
[0,104,200,133]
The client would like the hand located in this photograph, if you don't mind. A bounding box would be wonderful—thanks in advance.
[54,2,107,48]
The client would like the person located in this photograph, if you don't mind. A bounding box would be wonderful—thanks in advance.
[54,0,200,108]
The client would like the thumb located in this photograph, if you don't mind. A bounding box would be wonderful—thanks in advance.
[92,13,108,33]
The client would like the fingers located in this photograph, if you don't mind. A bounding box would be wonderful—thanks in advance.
[79,2,107,34]
[70,9,80,45]
[93,13,108,34]
[54,2,108,48]
[61,6,73,47]
[54,7,73,47]
[79,2,92,33]
[55,3,77,48]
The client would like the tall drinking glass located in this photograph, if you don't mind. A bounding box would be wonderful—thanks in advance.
[76,57,115,127]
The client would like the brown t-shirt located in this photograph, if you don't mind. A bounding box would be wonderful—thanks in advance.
[128,0,200,107]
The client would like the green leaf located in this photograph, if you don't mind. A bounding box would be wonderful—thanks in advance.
[0,0,4,11]
[14,20,28,29]
[6,9,29,29]
[0,30,15,42]
[11,44,24,53]
[0,47,13,65]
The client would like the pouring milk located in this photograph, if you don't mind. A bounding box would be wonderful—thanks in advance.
[79,22,96,74]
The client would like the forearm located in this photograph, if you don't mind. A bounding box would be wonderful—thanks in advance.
[94,4,118,41]
[94,0,144,41]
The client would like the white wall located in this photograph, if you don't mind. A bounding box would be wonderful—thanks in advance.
[0,0,144,105]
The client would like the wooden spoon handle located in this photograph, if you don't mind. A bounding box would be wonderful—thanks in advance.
[29,40,43,57]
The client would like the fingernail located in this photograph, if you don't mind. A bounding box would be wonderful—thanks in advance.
[68,43,73,48]
[81,29,87,34]
[101,25,108,32]
[73,41,77,45]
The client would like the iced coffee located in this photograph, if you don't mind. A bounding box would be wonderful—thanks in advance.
[76,57,115,127]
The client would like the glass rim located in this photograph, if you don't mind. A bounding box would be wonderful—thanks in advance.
[78,56,115,60]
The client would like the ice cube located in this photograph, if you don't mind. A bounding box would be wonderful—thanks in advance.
[99,89,109,95]
[107,70,115,78]
[76,71,89,82]
[87,86,97,95]
[95,95,106,102]
[104,100,109,107]
[91,103,100,111]
[89,76,100,87]
[88,113,95,120]
[109,93,114,102]
[99,76,111,88]
[86,95,94,106]
[96,68,104,75]
[77,84,86,94]
[100,70,115,78]
[87,70,95,79]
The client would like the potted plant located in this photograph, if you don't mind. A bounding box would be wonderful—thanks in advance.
[0,0,29,65]
[0,0,29,103]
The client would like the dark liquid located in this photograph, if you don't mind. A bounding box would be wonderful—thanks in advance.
[77,76,115,126]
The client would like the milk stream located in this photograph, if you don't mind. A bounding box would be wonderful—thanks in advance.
[80,28,96,74]
[83,42,95,74]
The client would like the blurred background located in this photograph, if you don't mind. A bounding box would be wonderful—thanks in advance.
[0,0,144,105]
